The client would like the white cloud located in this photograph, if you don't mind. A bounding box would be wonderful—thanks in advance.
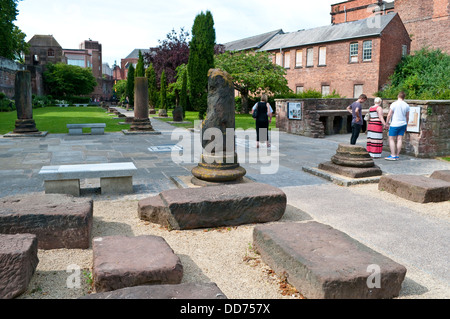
[16,0,337,66]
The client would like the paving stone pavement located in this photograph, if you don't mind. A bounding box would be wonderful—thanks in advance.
[0,112,449,298]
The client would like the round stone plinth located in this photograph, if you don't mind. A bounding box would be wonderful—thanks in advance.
[191,152,246,184]
[331,144,374,168]
[13,119,39,134]
[129,118,155,131]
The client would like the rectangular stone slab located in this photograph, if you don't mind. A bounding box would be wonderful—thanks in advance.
[79,283,226,299]
[0,194,93,249]
[430,170,450,183]
[253,221,407,299]
[138,182,286,230]
[92,235,183,292]
[0,234,39,299]
[378,174,450,203]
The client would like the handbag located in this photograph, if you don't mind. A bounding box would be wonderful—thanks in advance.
[252,107,258,118]
[364,112,370,121]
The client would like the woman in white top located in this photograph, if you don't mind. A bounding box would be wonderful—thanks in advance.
[252,94,273,148]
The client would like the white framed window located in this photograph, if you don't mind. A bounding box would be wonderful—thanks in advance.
[354,84,364,98]
[275,52,282,66]
[296,86,304,94]
[295,49,303,67]
[322,85,330,96]
[363,41,372,61]
[318,47,327,66]
[284,51,290,69]
[350,42,358,63]
[306,48,314,67]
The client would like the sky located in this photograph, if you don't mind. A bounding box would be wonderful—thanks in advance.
[16,0,338,67]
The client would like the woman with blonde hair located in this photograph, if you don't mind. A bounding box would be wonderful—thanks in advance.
[252,94,273,148]
[366,97,387,158]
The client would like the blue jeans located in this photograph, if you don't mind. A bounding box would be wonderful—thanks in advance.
[350,123,362,145]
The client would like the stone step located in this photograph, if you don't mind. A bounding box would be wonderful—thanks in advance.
[0,194,93,249]
[80,282,227,299]
[253,221,407,299]
[138,182,286,230]
[92,235,183,292]
[378,174,450,203]
[0,234,39,299]
[430,170,450,183]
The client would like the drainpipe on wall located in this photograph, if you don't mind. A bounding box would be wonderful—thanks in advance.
[344,6,347,22]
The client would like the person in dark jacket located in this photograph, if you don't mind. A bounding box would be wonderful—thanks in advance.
[252,94,273,148]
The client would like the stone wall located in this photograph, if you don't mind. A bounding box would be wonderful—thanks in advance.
[0,57,25,98]
[383,100,450,158]
[276,98,450,158]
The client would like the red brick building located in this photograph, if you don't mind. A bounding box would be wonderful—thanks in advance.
[258,13,410,98]
[331,0,450,53]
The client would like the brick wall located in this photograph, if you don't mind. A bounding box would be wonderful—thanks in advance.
[331,0,386,24]
[270,36,384,98]
[0,57,25,98]
[396,0,450,53]
[378,14,411,87]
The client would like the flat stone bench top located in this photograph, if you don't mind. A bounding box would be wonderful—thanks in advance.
[253,221,407,299]
[66,123,106,128]
[379,174,450,203]
[39,162,137,180]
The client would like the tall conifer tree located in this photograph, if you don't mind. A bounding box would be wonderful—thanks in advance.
[126,64,135,107]
[145,63,158,108]
[135,50,145,77]
[188,10,216,119]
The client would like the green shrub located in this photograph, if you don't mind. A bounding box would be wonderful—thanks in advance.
[376,48,450,100]
[0,94,15,112]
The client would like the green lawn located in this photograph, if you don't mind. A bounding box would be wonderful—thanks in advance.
[0,106,130,134]
[152,110,276,130]
[0,106,275,134]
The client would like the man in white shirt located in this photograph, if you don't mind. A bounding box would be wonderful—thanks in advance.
[385,92,410,161]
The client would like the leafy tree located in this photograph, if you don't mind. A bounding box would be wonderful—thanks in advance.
[376,48,450,100]
[126,64,135,106]
[215,50,291,113]
[188,10,216,119]
[145,63,158,108]
[43,63,97,98]
[180,67,188,117]
[0,0,28,61]
[113,79,127,102]
[160,70,167,110]
[144,28,190,87]
[135,50,145,77]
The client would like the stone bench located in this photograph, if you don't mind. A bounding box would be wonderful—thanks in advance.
[378,174,450,203]
[138,182,286,230]
[67,123,106,135]
[39,162,137,196]
[0,194,93,249]
[253,221,407,299]
[92,235,183,292]
[0,234,39,299]
[430,170,450,183]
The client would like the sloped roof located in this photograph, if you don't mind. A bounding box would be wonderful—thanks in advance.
[125,48,151,59]
[259,13,398,51]
[28,35,62,48]
[223,29,284,52]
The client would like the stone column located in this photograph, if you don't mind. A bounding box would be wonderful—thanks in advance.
[130,77,154,131]
[13,70,39,134]
[191,69,246,186]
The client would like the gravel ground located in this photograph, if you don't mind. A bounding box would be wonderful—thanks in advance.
[17,183,449,300]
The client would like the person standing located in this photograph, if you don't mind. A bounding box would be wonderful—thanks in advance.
[366,97,387,158]
[346,94,367,145]
[252,94,273,148]
[385,92,410,161]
